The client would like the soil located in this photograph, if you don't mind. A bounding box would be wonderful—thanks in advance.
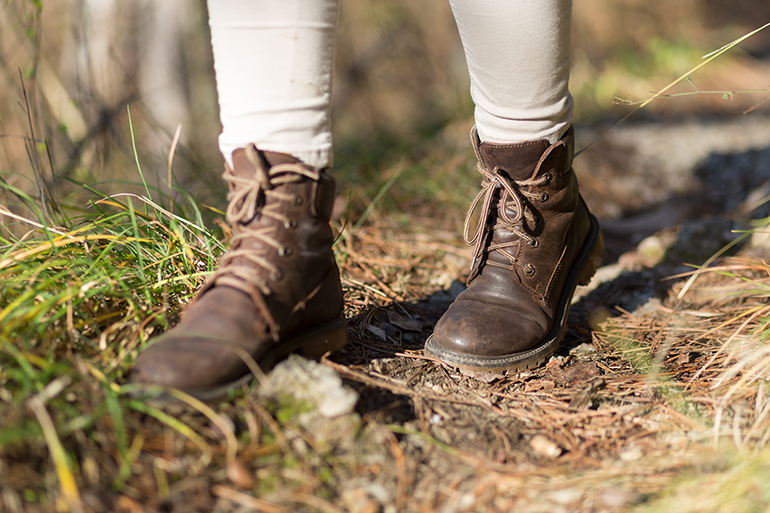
[6,114,770,513]
[311,113,770,512]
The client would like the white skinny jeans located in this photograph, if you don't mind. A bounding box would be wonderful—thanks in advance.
[207,0,573,168]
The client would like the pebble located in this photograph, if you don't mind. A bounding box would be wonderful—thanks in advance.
[259,355,359,418]
[549,487,582,505]
[601,487,641,507]
[530,435,562,458]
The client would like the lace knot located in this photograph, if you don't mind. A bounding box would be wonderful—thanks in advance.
[464,165,548,275]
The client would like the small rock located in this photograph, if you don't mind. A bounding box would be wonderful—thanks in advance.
[524,380,555,392]
[386,311,429,331]
[750,226,770,251]
[259,355,358,418]
[601,487,641,507]
[457,493,476,510]
[637,235,667,266]
[569,378,606,409]
[226,459,255,489]
[428,280,466,305]
[619,445,643,462]
[458,368,500,383]
[545,361,601,387]
[569,343,597,357]
[530,435,562,458]
[549,487,581,505]
[588,306,612,331]
[447,280,466,300]
[344,489,381,513]
[366,325,388,341]
[676,351,694,365]
[342,483,391,513]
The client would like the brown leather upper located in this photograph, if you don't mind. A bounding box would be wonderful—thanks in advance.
[431,127,593,357]
[132,148,344,392]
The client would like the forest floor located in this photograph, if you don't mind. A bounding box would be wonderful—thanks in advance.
[4,113,770,513]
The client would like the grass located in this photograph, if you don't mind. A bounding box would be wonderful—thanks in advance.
[0,176,226,509]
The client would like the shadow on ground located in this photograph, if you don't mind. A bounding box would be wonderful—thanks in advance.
[332,130,770,463]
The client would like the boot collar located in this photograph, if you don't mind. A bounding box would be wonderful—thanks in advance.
[471,126,574,181]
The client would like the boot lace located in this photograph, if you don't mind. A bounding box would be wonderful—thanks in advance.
[205,145,320,338]
[464,164,549,278]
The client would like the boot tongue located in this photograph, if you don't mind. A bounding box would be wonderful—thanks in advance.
[477,139,549,181]
[262,151,301,167]
[230,148,303,181]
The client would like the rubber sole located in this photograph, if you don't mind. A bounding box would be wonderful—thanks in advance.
[424,214,604,374]
[139,315,348,405]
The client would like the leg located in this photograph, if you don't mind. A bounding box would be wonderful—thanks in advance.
[450,0,573,145]
[210,0,339,168]
[426,0,604,372]
[132,0,346,399]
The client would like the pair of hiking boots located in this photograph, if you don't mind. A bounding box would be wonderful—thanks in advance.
[132,127,604,398]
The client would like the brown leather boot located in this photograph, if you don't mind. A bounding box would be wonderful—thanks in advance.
[425,126,603,373]
[132,146,347,399]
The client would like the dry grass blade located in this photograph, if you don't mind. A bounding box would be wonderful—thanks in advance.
[211,485,291,513]
[27,377,82,513]
[577,21,770,155]
[167,124,182,214]
[164,389,239,466]
[0,204,66,235]
[0,234,153,270]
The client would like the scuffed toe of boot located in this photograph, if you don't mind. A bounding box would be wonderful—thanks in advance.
[132,287,265,397]
[132,339,252,397]
[426,296,551,372]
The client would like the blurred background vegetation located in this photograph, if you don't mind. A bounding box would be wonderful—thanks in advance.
[1,0,769,235]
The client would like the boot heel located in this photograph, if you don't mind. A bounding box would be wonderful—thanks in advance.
[298,322,348,359]
[578,227,604,287]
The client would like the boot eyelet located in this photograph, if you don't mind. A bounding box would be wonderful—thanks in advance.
[524,265,536,277]
[543,172,552,183]
[278,247,292,257]
[528,239,539,248]
[270,270,284,281]
[284,220,297,229]
[540,192,549,202]
[547,154,556,163]
[294,196,303,205]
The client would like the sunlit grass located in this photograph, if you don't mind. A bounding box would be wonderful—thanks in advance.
[0,175,228,506]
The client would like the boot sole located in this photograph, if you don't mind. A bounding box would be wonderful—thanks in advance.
[141,316,348,404]
[424,214,604,374]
